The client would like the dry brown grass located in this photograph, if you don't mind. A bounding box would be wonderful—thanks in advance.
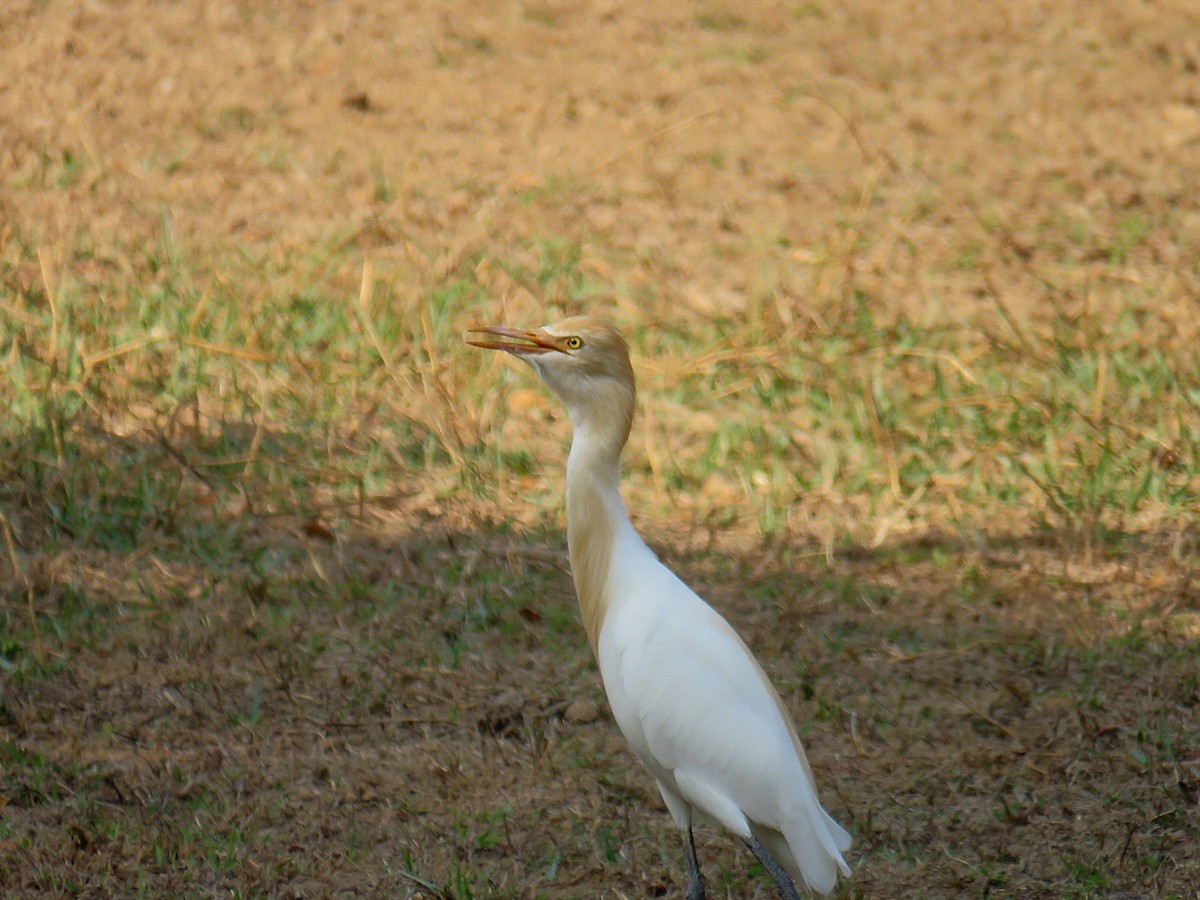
[2,0,1199,897]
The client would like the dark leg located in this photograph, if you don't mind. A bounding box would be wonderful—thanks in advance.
[743,836,801,900]
[683,826,706,900]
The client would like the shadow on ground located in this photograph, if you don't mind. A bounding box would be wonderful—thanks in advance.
[2,451,1198,897]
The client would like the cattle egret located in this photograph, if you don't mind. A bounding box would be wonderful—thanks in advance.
[467,317,852,898]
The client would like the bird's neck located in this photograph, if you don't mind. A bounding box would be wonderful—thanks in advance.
[565,423,634,656]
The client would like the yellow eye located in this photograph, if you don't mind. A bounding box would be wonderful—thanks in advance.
[564,336,584,350]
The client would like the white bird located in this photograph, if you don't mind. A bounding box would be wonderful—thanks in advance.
[468,317,852,898]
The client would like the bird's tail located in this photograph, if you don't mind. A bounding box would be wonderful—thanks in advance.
[754,796,852,896]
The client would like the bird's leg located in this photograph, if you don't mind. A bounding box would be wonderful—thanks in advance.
[683,826,706,900]
[743,836,801,900]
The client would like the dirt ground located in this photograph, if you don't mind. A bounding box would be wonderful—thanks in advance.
[3,0,1200,897]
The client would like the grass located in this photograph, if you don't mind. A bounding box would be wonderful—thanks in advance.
[3,0,1200,895]
[16,224,1190,556]
[3,212,1199,896]
[2,204,1198,895]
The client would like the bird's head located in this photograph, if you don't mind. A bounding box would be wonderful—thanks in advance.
[467,316,637,448]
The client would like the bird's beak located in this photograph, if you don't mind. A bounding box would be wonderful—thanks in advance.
[465,325,564,355]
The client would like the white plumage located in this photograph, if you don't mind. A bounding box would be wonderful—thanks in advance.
[600,553,852,895]
[469,317,851,897]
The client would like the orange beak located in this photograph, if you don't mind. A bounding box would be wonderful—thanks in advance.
[466,325,565,356]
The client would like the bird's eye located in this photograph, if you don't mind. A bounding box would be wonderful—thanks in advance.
[565,336,584,350]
